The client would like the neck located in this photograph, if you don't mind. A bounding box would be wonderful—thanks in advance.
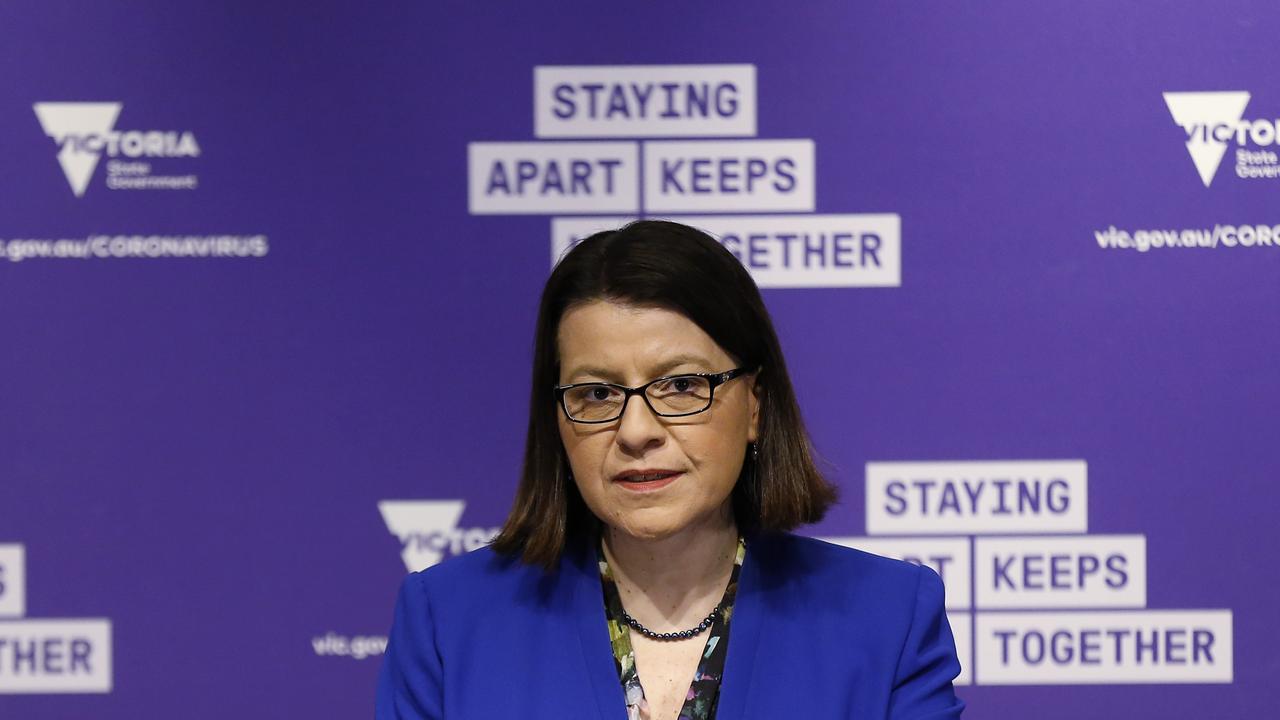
[601,509,739,632]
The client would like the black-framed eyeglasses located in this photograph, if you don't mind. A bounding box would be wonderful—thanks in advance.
[554,367,754,424]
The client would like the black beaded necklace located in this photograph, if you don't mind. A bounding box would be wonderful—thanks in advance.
[620,605,721,641]
[604,534,744,643]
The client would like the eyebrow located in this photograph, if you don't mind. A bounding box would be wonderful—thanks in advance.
[564,353,716,384]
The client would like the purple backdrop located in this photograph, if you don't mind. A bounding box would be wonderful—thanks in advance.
[2,1,1277,717]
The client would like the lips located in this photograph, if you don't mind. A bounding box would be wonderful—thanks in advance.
[613,469,681,482]
[611,469,683,491]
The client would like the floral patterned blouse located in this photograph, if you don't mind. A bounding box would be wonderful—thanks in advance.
[598,537,747,720]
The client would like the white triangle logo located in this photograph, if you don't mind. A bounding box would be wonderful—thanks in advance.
[378,500,467,572]
[33,102,123,197]
[1163,92,1250,187]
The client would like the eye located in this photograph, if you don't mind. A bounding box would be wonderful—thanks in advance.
[647,375,713,415]
[651,375,709,397]
[566,384,620,406]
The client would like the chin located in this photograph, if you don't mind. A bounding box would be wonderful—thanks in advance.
[611,511,690,542]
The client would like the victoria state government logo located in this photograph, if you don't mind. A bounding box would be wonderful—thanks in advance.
[1164,91,1280,187]
[378,500,500,573]
[32,102,200,197]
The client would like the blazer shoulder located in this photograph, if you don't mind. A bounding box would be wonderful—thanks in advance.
[412,544,528,592]
[407,544,573,614]
[760,532,931,599]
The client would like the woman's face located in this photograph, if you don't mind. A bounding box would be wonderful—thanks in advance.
[556,300,759,542]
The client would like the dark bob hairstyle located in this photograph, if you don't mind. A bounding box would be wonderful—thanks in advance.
[492,220,837,568]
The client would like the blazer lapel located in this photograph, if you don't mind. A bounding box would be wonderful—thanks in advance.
[715,531,768,719]
[568,540,629,720]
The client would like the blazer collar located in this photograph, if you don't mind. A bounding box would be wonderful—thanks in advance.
[566,531,773,720]
[569,537,629,720]
[715,529,768,719]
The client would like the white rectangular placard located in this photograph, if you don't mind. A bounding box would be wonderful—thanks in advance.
[975,610,1232,685]
[0,619,113,693]
[469,142,639,214]
[866,460,1088,535]
[644,140,814,213]
[550,214,897,289]
[974,535,1146,609]
[535,64,757,138]
[665,214,899,287]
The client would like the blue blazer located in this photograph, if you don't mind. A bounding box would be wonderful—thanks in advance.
[376,532,964,719]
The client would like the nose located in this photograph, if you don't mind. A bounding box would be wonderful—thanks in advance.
[614,392,666,454]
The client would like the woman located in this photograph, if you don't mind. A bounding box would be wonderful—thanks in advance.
[376,220,964,719]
